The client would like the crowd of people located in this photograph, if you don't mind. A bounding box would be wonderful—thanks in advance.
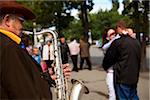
[34,37,92,72]
[26,34,92,73]
[0,1,141,100]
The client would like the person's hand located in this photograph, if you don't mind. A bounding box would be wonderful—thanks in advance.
[130,33,136,39]
[48,68,57,80]
[63,63,71,79]
[49,63,71,80]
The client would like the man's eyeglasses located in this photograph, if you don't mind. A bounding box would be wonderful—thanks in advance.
[17,16,25,22]
[7,14,25,23]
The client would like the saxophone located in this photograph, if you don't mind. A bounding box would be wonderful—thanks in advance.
[35,29,89,100]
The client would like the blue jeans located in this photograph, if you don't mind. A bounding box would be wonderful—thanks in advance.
[115,84,139,100]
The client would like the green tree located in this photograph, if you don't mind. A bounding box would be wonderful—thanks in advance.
[62,19,83,40]
[63,0,132,42]
[89,9,132,40]
[123,0,149,36]
[122,0,149,71]
[64,0,94,39]
[18,1,74,32]
[63,9,132,42]
[111,0,119,11]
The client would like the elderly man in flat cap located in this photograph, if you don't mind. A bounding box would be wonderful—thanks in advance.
[0,1,71,99]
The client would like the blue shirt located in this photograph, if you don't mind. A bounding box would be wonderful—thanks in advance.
[32,55,41,64]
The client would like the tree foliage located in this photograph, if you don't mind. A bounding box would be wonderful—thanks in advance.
[122,0,150,71]
[64,0,94,38]
[62,19,83,40]
[122,0,149,35]
[63,9,132,40]
[111,0,119,11]
[63,0,132,40]
[18,1,74,31]
[18,0,94,38]
[91,10,132,39]
[18,0,134,41]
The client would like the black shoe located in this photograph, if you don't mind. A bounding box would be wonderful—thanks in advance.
[79,67,83,70]
[72,69,78,72]
[88,68,92,71]
[75,70,78,72]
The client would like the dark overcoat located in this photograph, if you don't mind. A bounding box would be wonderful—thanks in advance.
[0,32,51,99]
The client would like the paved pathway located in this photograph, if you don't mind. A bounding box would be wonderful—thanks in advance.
[52,45,149,100]
[70,45,149,100]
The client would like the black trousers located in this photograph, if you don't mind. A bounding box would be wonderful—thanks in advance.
[71,55,78,71]
[80,57,92,70]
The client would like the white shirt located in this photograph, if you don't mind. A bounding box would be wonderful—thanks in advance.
[68,40,80,55]
[102,34,120,52]
[102,34,120,72]
[88,31,92,44]
[42,44,54,60]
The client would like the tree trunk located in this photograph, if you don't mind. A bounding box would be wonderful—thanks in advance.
[133,1,147,71]
[81,0,89,41]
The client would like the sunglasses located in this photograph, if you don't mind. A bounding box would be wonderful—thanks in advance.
[108,32,116,37]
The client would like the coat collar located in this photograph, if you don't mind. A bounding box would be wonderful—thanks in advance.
[0,28,21,44]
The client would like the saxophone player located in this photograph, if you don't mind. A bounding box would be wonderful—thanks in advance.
[0,1,71,100]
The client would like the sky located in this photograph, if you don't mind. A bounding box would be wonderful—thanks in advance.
[71,0,124,18]
[90,0,124,13]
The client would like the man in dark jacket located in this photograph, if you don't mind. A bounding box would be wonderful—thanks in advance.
[59,35,70,64]
[0,1,71,99]
[102,20,141,100]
